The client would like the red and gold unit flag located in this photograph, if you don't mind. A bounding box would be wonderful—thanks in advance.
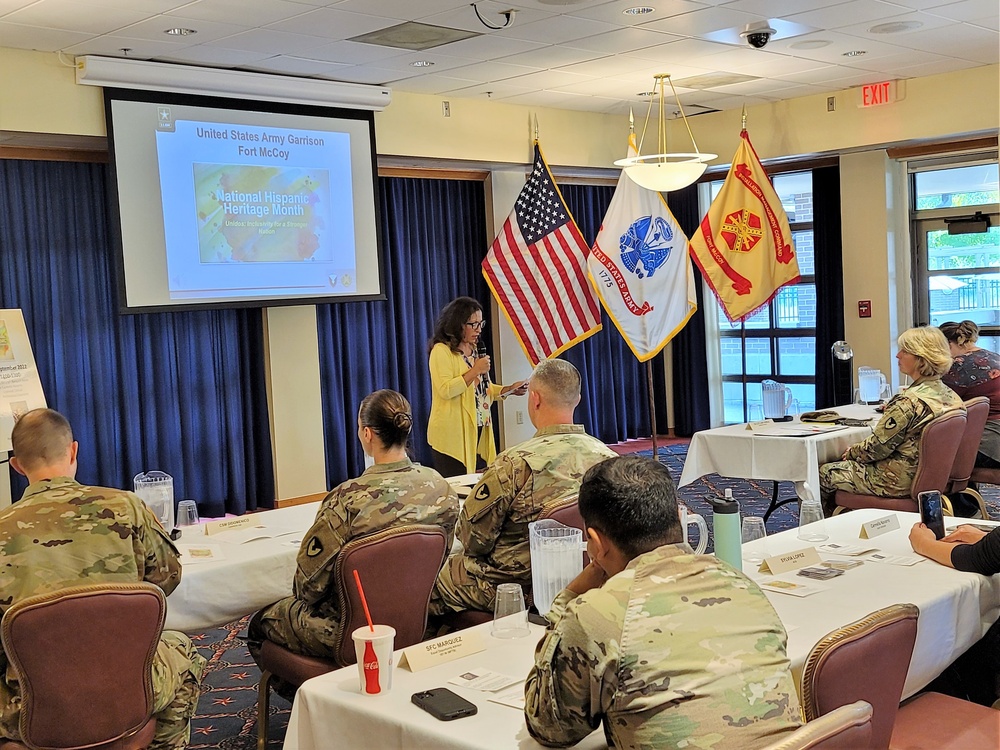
[483,143,601,365]
[688,130,800,322]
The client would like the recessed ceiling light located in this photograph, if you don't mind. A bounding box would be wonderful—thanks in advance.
[410,60,435,67]
[623,6,655,15]
[164,27,196,36]
[790,39,831,50]
[843,50,867,57]
[869,20,923,34]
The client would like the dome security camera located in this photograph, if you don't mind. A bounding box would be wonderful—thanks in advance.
[740,23,776,49]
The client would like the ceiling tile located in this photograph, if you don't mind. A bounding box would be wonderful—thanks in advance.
[884,56,980,77]
[787,0,914,28]
[625,37,736,62]
[421,2,556,34]
[639,5,764,37]
[330,0,469,22]
[166,0,313,26]
[114,14,251,44]
[156,44,274,65]
[3,0,150,35]
[567,0,711,27]
[265,8,394,39]
[435,33,545,59]
[293,39,408,64]
[209,28,331,54]
[389,72,480,94]
[443,80,535,98]
[445,59,542,81]
[61,35,192,58]
[922,0,999,22]
[327,63,424,85]
[499,14,617,44]
[244,55,350,75]
[565,26,681,53]
[364,50,479,74]
[501,67,594,88]
[0,22,93,50]
[495,44,605,68]
[722,0,849,14]
[834,9,957,36]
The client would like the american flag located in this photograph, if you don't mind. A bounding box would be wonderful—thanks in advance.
[482,144,601,365]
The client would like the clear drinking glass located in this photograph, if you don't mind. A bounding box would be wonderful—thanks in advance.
[492,583,530,639]
[797,498,829,542]
[176,499,199,527]
[741,516,769,564]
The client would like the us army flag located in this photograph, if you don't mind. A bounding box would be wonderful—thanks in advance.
[589,134,697,362]
[688,129,800,322]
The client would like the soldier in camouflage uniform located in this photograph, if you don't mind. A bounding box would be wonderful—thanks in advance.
[248,390,457,664]
[525,456,801,749]
[1,409,204,750]
[820,327,963,514]
[430,359,616,616]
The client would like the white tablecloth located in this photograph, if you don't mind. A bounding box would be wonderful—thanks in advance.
[744,509,1000,699]
[285,621,607,750]
[164,502,320,632]
[679,405,879,501]
[285,510,1000,749]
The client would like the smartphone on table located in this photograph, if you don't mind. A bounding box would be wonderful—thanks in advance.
[918,490,946,540]
[411,688,478,721]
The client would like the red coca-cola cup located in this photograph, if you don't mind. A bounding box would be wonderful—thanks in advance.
[351,624,395,695]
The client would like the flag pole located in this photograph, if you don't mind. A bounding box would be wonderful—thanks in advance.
[741,320,748,423]
[646,360,658,462]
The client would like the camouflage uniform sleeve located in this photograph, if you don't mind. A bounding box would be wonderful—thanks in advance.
[438,484,460,551]
[293,487,353,605]
[846,396,923,463]
[132,496,182,595]
[457,455,521,556]
[524,588,614,747]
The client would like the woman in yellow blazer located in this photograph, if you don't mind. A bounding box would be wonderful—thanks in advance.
[427,297,527,477]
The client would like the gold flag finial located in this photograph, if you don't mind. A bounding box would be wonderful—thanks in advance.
[741,104,748,131]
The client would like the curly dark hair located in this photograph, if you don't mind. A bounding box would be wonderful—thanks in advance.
[429,296,483,354]
[939,320,979,348]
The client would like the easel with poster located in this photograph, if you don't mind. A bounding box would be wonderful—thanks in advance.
[0,311,47,508]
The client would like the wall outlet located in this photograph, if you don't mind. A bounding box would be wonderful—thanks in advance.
[827,96,836,112]
[515,410,524,425]
[442,101,451,117]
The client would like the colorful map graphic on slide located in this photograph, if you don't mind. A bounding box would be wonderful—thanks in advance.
[0,321,13,361]
[194,163,331,263]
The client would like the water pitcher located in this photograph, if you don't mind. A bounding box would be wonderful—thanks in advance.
[857,367,888,404]
[761,379,793,420]
[529,520,585,616]
[133,471,175,532]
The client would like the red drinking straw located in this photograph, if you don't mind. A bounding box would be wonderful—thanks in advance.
[353,569,375,633]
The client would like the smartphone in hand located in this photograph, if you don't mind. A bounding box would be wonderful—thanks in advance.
[918,490,946,540]
[411,688,478,721]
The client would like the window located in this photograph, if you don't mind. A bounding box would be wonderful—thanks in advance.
[709,172,817,423]
[911,159,1000,333]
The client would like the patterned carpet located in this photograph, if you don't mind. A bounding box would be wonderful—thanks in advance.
[183,444,1000,747]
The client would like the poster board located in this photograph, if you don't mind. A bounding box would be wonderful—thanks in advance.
[0,311,47,453]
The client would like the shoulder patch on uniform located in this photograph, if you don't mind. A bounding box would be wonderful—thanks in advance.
[475,484,491,502]
[884,417,897,430]
[305,537,324,557]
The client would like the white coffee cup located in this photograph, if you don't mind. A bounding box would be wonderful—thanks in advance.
[352,624,395,696]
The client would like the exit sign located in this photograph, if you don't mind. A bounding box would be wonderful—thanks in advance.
[859,80,897,108]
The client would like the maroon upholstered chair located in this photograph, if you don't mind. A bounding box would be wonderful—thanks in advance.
[257,524,447,750]
[834,409,967,515]
[801,603,919,750]
[945,397,991,518]
[889,691,1000,749]
[0,582,165,750]
[762,701,873,750]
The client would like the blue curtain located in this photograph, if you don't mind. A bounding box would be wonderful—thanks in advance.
[667,183,711,435]
[317,176,489,486]
[812,165,845,408]
[0,159,273,517]
[559,183,655,443]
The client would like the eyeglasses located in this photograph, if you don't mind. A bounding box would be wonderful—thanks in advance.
[465,321,486,331]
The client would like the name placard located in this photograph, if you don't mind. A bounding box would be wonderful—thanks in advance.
[203,516,256,535]
[400,630,486,672]
[860,514,900,539]
[759,546,822,575]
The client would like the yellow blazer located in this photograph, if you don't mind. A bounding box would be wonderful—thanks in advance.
[427,343,504,472]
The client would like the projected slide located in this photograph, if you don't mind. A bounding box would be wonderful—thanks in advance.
[156,119,356,300]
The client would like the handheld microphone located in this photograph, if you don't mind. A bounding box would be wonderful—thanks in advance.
[476,341,491,385]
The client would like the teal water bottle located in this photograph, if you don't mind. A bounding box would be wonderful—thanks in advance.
[707,489,742,572]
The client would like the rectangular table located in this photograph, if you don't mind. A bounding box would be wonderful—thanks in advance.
[164,502,320,632]
[679,404,879,516]
[744,509,1000,699]
[285,621,607,750]
[285,509,1000,748]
